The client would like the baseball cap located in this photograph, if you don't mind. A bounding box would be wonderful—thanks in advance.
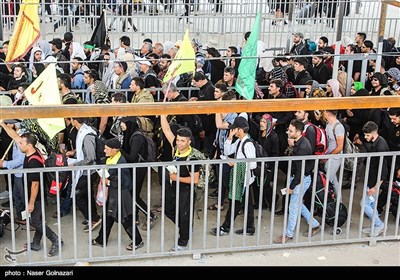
[292,32,304,38]
[228,116,249,129]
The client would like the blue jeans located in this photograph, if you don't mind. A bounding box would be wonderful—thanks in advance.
[12,177,25,220]
[60,179,72,215]
[286,175,320,238]
[363,188,384,228]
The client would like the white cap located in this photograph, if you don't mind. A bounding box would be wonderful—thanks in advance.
[137,58,151,66]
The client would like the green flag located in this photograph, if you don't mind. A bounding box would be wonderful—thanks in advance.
[235,13,261,100]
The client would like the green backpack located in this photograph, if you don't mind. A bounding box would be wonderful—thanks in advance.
[186,148,215,190]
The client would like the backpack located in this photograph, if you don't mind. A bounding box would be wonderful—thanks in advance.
[303,122,328,155]
[282,81,299,98]
[186,147,216,189]
[87,128,107,164]
[130,131,156,162]
[136,117,154,139]
[240,138,271,179]
[45,152,69,195]
[305,38,317,53]
[333,122,360,171]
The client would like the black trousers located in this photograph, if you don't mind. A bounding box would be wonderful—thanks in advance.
[222,185,255,230]
[31,200,58,245]
[165,184,194,246]
[131,167,155,221]
[95,214,142,246]
[75,173,100,222]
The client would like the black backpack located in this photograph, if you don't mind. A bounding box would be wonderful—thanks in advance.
[130,131,156,162]
[87,128,107,164]
[238,138,271,178]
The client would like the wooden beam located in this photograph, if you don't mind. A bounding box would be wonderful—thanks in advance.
[378,1,388,42]
[382,0,400,8]
[0,96,399,119]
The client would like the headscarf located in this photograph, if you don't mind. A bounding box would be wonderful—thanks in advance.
[93,80,110,103]
[120,116,140,153]
[261,113,273,137]
[327,79,341,97]
[28,46,43,70]
[70,42,86,60]
[372,72,388,87]
[38,40,52,58]
[353,81,365,92]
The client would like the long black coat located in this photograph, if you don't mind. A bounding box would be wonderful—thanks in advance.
[106,155,133,222]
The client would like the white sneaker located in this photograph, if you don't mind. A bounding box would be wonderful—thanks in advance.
[369,224,384,237]
[0,190,9,199]
[169,245,188,252]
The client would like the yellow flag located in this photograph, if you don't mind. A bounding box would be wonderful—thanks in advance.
[6,0,41,62]
[163,30,195,83]
[24,64,65,139]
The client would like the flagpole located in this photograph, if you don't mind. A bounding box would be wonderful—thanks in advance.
[163,66,180,102]
[103,9,108,45]
[1,140,14,161]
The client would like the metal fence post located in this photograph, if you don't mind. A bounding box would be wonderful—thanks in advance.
[0,4,3,41]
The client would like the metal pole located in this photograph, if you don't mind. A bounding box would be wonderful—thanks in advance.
[286,1,295,52]
[0,3,3,41]
[40,0,46,39]
[375,42,383,73]
[335,0,345,42]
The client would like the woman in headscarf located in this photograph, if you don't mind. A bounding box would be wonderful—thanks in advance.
[119,116,158,230]
[254,114,280,210]
[344,83,370,141]
[305,80,326,98]
[326,79,341,97]
[37,40,52,59]
[69,42,86,61]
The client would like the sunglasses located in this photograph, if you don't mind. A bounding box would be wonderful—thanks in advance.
[371,78,379,81]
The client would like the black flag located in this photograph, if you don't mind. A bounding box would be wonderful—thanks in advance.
[90,11,109,48]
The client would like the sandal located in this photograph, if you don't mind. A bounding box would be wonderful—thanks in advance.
[208,204,224,211]
[273,235,292,244]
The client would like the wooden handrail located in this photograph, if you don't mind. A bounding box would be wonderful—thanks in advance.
[0,96,399,119]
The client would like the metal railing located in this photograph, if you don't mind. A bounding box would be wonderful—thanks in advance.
[0,151,399,265]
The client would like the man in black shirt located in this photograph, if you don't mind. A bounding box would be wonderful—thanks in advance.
[273,119,320,243]
[160,117,200,251]
[361,121,388,237]
[17,132,62,256]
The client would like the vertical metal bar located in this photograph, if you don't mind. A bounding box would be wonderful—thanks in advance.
[268,160,279,244]
[161,165,166,252]
[202,162,211,250]
[345,156,358,240]
[375,41,383,73]
[358,157,371,239]
[0,3,3,41]
[336,0,345,42]
[345,60,354,96]
[41,0,46,39]
[331,42,341,80]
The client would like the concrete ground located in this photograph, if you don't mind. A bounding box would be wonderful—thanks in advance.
[96,241,399,266]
